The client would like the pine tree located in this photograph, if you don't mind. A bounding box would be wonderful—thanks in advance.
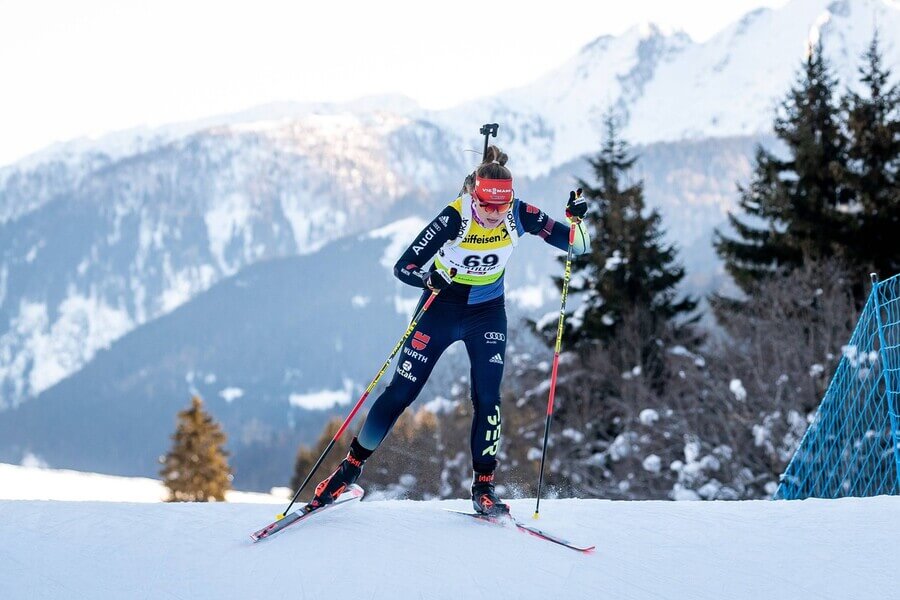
[159,396,233,502]
[545,115,698,370]
[526,117,700,496]
[842,32,900,277]
[715,42,850,291]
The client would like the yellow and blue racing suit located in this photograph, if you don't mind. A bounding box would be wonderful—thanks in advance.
[357,195,590,473]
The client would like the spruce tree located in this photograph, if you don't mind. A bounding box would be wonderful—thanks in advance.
[526,117,699,495]
[160,396,233,502]
[543,116,698,377]
[842,32,900,277]
[715,42,850,291]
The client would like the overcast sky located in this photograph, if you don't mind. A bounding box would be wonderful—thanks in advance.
[0,0,789,167]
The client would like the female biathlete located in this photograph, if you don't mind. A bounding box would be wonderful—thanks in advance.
[310,145,590,515]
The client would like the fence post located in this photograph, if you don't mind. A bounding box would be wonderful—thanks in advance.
[870,273,900,490]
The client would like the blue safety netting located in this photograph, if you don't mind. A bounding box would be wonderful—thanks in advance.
[775,272,900,500]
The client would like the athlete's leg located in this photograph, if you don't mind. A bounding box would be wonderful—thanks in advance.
[462,300,508,474]
[356,299,458,452]
[312,298,458,506]
[463,300,509,514]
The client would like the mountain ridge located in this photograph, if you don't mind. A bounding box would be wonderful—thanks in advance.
[3,0,896,184]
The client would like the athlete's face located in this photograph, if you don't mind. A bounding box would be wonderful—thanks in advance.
[472,198,510,229]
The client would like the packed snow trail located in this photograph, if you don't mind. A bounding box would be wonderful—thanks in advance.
[1,496,897,600]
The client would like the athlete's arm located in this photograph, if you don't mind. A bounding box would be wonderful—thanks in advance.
[392,206,461,287]
[516,200,590,255]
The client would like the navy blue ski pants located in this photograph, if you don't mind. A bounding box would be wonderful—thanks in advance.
[357,294,507,473]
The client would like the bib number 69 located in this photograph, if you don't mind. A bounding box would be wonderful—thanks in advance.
[463,254,499,268]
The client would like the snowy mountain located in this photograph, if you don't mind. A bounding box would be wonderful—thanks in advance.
[0,219,555,489]
[431,23,694,176]
[0,123,756,414]
[0,114,467,407]
[1,494,898,599]
[433,0,900,175]
[0,224,484,489]
[0,136,759,491]
[0,0,896,459]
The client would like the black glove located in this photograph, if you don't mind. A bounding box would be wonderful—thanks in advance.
[423,269,453,291]
[566,188,587,221]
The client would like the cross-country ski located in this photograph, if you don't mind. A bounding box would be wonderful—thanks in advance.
[250,484,364,542]
[446,509,596,553]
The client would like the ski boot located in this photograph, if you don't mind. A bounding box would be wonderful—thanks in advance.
[308,438,370,509]
[471,471,510,516]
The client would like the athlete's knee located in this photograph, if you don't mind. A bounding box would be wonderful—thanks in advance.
[472,390,501,415]
[361,380,418,442]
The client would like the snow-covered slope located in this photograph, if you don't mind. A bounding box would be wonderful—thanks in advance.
[629,0,900,144]
[0,127,755,412]
[0,462,284,503]
[435,0,900,175]
[0,115,463,406]
[0,214,568,490]
[0,495,897,599]
[0,225,469,488]
[432,23,694,175]
[0,136,758,491]
[0,94,422,185]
